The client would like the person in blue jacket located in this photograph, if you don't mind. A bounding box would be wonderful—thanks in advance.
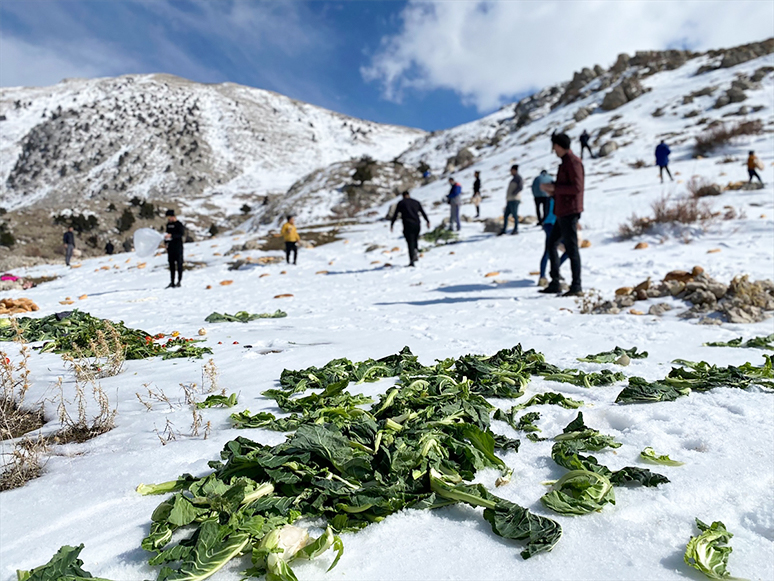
[446,177,462,231]
[538,197,569,287]
[655,140,673,183]
[531,169,553,226]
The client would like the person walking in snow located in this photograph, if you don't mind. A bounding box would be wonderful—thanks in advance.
[391,190,430,267]
[655,140,673,183]
[164,209,185,288]
[471,171,482,218]
[579,130,593,160]
[447,177,462,231]
[747,150,764,185]
[537,196,568,287]
[532,170,553,226]
[499,165,523,235]
[539,132,584,296]
[62,226,75,266]
[281,215,300,265]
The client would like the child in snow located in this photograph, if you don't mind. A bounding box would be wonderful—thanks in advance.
[281,215,300,265]
[747,151,764,185]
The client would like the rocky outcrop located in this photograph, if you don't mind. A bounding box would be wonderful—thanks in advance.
[697,38,774,74]
[598,141,619,157]
[583,267,774,324]
[445,148,475,172]
[601,77,646,111]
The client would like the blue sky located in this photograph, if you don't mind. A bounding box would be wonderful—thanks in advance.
[1,1,772,131]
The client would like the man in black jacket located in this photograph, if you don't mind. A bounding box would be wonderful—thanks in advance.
[390,191,430,267]
[164,209,185,288]
[62,227,75,266]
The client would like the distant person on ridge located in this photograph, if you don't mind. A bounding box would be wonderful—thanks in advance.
[499,165,523,235]
[447,177,462,231]
[63,226,75,267]
[655,140,673,183]
[281,215,300,265]
[164,209,185,288]
[472,171,482,218]
[104,241,114,255]
[539,132,584,296]
[391,190,430,267]
[579,130,593,160]
[747,150,764,185]
[532,169,553,226]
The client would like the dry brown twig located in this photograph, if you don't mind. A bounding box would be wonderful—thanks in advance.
[153,419,178,445]
[1,319,43,441]
[202,358,222,394]
[135,383,173,411]
[0,434,48,491]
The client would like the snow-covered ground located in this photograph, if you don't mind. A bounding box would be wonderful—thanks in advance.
[1,53,774,581]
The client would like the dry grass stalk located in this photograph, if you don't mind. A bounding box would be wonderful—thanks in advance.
[618,195,715,240]
[190,406,203,437]
[694,119,763,157]
[202,359,222,395]
[154,419,178,445]
[54,371,117,444]
[687,177,723,198]
[1,321,43,441]
[63,322,125,382]
[0,434,48,491]
[135,383,173,411]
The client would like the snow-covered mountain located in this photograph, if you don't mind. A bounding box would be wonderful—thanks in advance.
[0,73,424,215]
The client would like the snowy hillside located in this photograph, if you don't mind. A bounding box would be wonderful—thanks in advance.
[0,73,424,214]
[1,40,774,581]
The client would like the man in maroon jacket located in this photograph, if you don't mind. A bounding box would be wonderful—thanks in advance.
[539,132,584,296]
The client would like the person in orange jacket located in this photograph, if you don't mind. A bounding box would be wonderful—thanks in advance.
[281,215,300,264]
[747,151,764,185]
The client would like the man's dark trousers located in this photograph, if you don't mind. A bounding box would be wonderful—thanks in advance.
[168,247,183,284]
[403,221,420,264]
[547,213,581,289]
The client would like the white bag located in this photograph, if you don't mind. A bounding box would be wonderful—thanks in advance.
[133,228,165,259]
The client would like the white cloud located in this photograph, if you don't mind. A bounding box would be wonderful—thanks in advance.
[363,0,774,112]
[0,35,112,88]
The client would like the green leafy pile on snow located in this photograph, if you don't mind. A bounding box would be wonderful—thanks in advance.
[135,345,569,579]
[578,346,648,365]
[0,310,212,360]
[204,310,287,323]
[640,447,684,466]
[542,412,670,516]
[421,225,458,245]
[616,355,774,404]
[704,333,774,351]
[684,519,744,580]
[16,544,111,581]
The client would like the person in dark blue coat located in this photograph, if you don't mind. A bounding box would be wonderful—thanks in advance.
[446,177,462,231]
[655,140,673,183]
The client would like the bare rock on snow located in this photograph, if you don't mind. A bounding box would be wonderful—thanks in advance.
[598,141,619,157]
[445,148,475,172]
[574,106,593,122]
[601,77,645,111]
[648,302,673,316]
